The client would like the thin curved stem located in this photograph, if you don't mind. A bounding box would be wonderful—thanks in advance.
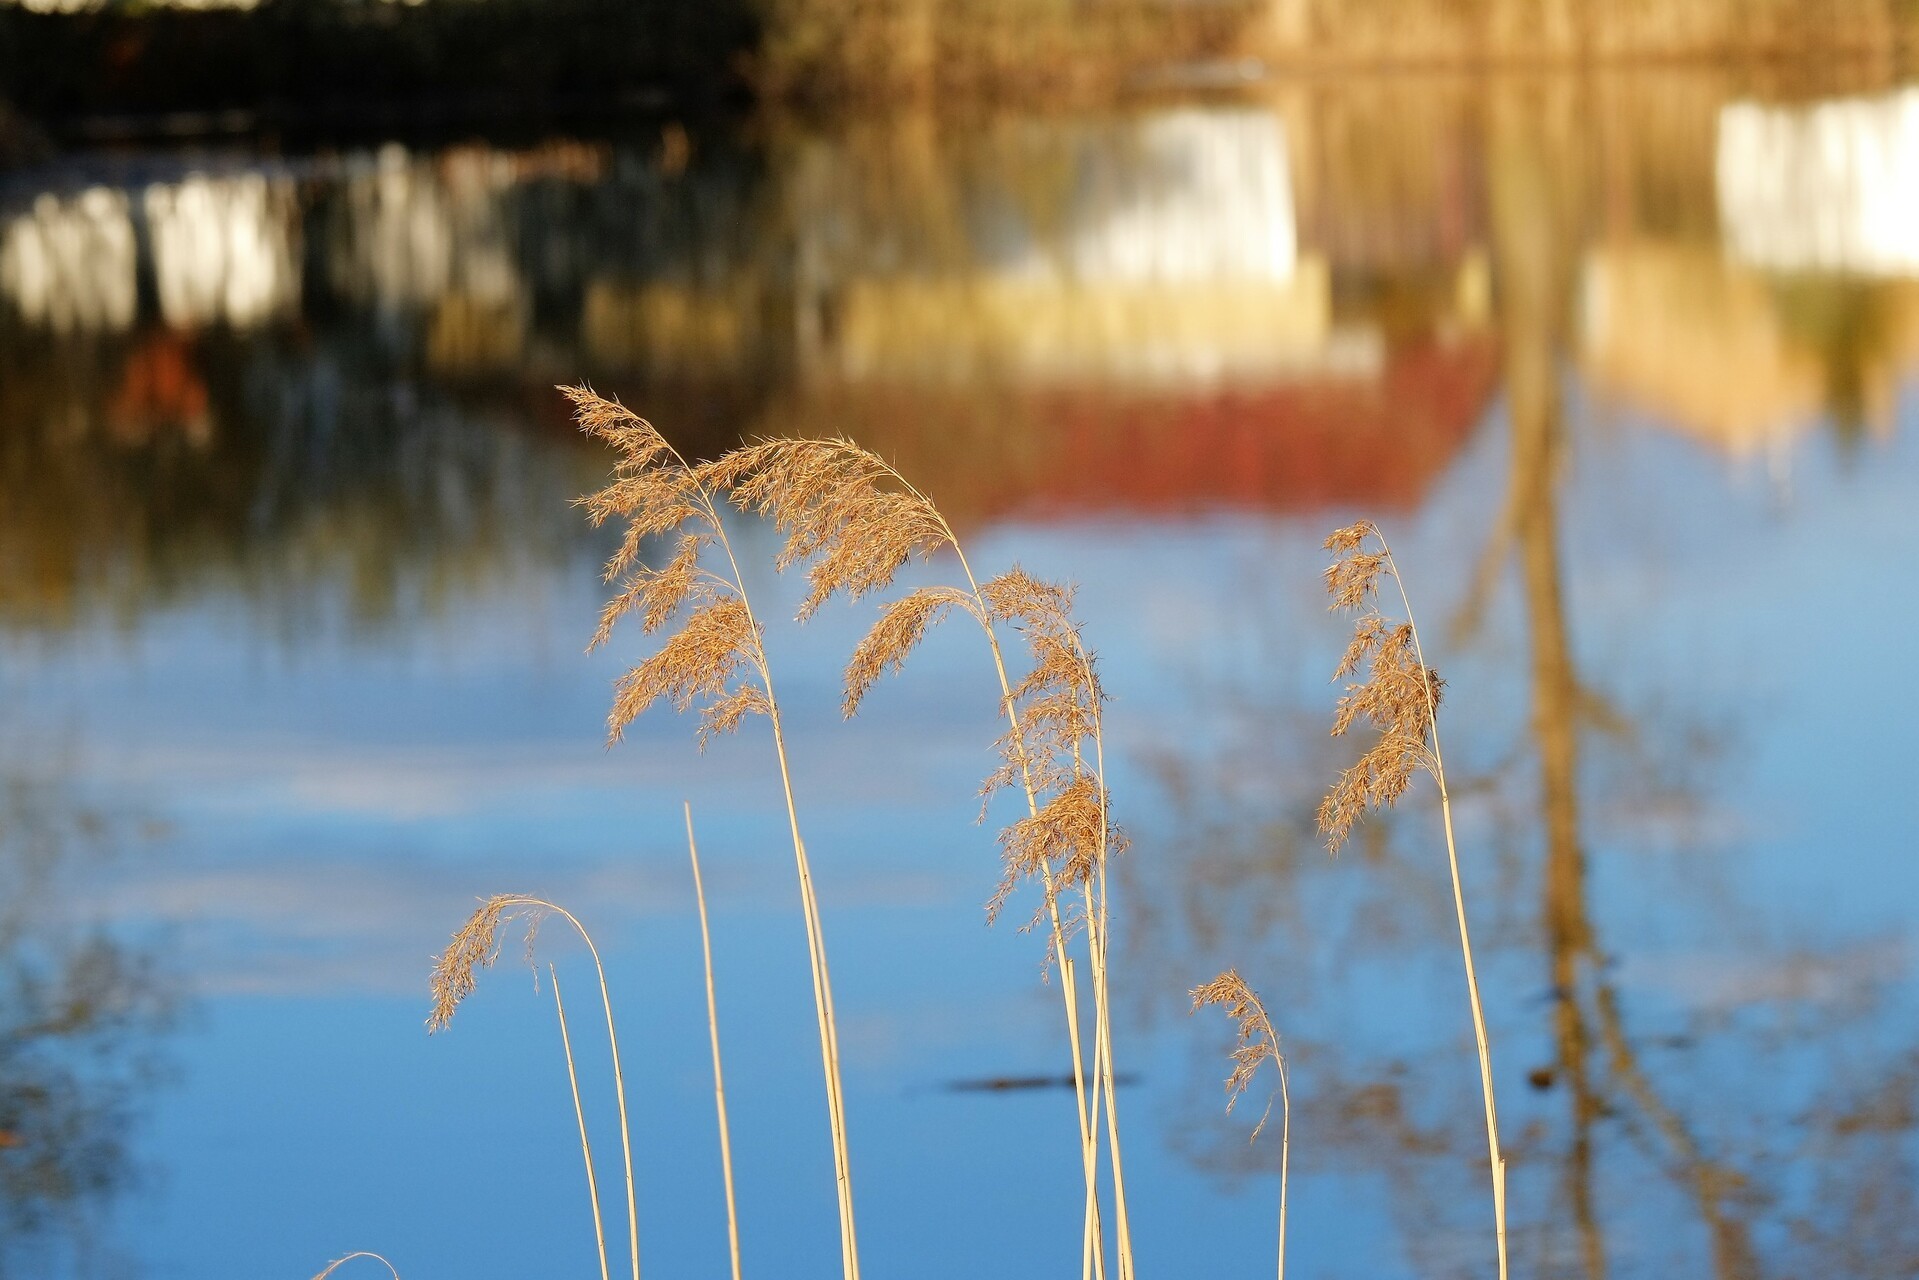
[552,965,613,1280]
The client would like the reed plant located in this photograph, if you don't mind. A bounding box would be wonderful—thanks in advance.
[709,436,1134,1280]
[428,895,638,1280]
[1191,971,1289,1280]
[566,387,861,1280]
[1317,520,1507,1280]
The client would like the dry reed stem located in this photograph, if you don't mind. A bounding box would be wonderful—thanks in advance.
[709,436,1127,1276]
[1192,971,1290,1280]
[428,894,641,1280]
[1317,521,1506,1280]
[568,390,859,1280]
[310,1253,401,1280]
[553,964,613,1280]
[687,803,744,1280]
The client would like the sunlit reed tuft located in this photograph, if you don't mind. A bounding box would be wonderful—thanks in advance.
[1192,970,1289,1280]
[1317,519,1506,1280]
[569,392,860,1280]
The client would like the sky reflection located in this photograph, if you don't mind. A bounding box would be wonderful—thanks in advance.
[0,69,1916,1280]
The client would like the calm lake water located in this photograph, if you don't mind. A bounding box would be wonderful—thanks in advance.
[3,69,1918,1280]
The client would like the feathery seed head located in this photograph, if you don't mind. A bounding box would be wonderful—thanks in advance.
[842,586,976,716]
[568,387,771,748]
[975,567,1123,929]
[428,895,537,1033]
[717,437,951,620]
[1317,522,1445,853]
[1191,969,1284,1139]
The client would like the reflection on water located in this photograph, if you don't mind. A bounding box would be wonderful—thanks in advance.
[1,69,1917,1279]
[0,746,174,1276]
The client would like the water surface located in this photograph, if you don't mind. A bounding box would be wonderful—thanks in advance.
[2,70,1918,1280]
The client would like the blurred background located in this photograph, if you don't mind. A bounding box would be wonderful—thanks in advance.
[2,3,1918,1279]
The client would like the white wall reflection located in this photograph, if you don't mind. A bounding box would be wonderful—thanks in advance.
[326,144,528,370]
[145,173,302,330]
[1718,87,1919,277]
[814,107,1346,388]
[0,188,138,334]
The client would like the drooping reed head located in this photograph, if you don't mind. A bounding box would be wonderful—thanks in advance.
[1317,522,1444,853]
[566,386,768,747]
[1191,969,1283,1138]
[427,894,546,1033]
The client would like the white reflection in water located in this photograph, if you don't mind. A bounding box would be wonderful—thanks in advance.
[1718,87,1919,276]
[826,107,1343,388]
[328,143,524,309]
[326,144,528,370]
[0,188,138,334]
[145,173,302,330]
[1054,108,1298,285]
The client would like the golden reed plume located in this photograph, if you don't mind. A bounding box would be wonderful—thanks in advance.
[1192,970,1290,1280]
[1318,520,1507,1280]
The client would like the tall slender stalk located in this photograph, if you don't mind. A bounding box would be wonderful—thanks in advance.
[686,804,744,1280]
[552,964,613,1280]
[1318,521,1506,1280]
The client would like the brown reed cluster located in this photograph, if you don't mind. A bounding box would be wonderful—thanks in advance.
[704,436,1122,935]
[1317,520,1446,852]
[1191,969,1284,1138]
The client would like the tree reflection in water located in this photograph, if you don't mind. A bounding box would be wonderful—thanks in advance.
[1133,76,1919,1280]
[0,745,173,1275]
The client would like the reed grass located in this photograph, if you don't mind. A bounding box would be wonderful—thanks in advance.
[686,803,744,1280]
[712,436,1135,1278]
[428,895,639,1280]
[1192,971,1290,1280]
[566,387,860,1280]
[1317,520,1507,1280]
